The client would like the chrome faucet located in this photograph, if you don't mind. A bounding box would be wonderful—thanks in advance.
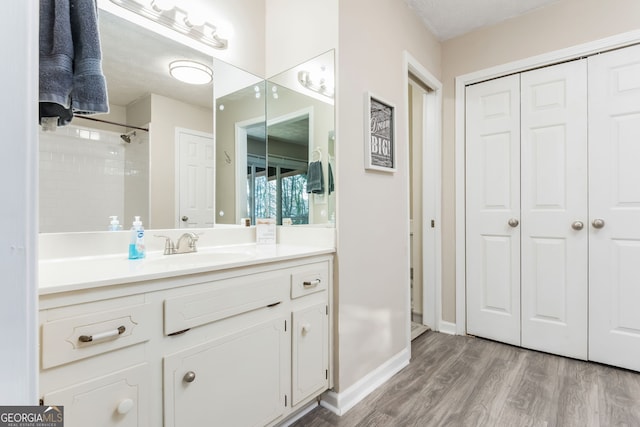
[155,232,199,255]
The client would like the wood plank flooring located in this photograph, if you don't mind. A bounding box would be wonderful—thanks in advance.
[292,331,640,427]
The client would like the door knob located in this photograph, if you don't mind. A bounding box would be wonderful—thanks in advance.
[183,371,196,383]
[508,218,519,228]
[592,218,605,229]
[571,221,584,231]
[181,216,189,222]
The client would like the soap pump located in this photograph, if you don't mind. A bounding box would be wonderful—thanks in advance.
[108,216,122,231]
[128,216,146,259]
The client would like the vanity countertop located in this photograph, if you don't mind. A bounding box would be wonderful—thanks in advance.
[39,243,335,295]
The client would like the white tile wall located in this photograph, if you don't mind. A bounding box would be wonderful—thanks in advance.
[39,125,149,233]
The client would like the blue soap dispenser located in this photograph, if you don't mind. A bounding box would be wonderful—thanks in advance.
[108,216,122,231]
[128,216,146,259]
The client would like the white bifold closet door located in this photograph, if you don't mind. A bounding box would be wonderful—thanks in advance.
[465,74,521,347]
[466,60,588,359]
[588,44,640,372]
[520,60,588,359]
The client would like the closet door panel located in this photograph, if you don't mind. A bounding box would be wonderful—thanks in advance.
[520,60,588,359]
[465,75,521,346]
[589,44,640,371]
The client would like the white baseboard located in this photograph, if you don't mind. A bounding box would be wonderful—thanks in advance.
[320,348,410,416]
[438,320,457,335]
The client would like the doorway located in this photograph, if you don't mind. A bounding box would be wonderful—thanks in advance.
[404,52,443,341]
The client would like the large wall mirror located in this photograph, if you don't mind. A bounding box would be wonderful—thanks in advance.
[266,50,335,226]
[38,4,334,233]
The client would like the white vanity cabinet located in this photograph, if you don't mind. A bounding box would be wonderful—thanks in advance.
[39,295,153,427]
[290,262,330,407]
[39,252,333,427]
[164,315,289,427]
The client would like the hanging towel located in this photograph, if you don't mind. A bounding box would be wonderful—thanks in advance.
[328,162,335,194]
[307,161,325,194]
[39,0,109,126]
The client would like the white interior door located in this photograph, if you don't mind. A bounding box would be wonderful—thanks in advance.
[520,60,588,359]
[177,130,214,228]
[465,74,521,346]
[588,44,640,371]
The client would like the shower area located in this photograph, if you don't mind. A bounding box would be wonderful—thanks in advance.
[39,121,149,233]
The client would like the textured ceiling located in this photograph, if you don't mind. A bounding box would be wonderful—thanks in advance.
[405,0,561,41]
[99,9,215,110]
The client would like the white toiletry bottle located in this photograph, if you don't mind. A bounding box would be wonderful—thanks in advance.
[128,216,146,259]
[108,216,122,231]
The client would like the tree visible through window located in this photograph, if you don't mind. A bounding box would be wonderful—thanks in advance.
[249,160,309,225]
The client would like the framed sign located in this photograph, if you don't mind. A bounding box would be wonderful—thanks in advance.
[365,92,396,172]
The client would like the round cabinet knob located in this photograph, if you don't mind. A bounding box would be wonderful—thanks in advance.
[116,398,134,415]
[592,218,605,229]
[508,218,519,228]
[181,216,189,222]
[183,371,196,383]
[301,323,312,335]
[571,221,584,231]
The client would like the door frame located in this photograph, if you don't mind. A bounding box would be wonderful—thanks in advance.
[454,29,640,335]
[403,51,443,337]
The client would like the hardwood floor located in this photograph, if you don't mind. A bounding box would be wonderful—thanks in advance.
[293,331,640,426]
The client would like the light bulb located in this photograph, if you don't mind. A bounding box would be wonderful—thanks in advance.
[150,0,174,12]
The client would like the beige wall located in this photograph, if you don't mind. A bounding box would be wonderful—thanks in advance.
[440,0,640,323]
[265,0,338,77]
[337,0,440,391]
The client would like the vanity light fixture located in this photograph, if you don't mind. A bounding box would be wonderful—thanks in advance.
[169,60,213,85]
[298,70,334,99]
[109,0,228,50]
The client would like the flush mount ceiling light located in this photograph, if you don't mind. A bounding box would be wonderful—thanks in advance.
[109,0,228,50]
[169,60,213,85]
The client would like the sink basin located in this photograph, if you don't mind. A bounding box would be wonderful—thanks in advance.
[146,250,255,267]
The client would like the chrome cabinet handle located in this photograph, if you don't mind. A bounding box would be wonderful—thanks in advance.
[183,371,196,383]
[592,218,605,229]
[303,279,321,288]
[508,218,519,228]
[78,325,126,343]
[571,221,584,231]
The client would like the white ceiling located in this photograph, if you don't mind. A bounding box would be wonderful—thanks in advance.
[405,0,561,41]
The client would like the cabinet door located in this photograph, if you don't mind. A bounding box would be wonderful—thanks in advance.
[520,59,588,359]
[164,316,288,427]
[292,302,328,406]
[588,44,640,372]
[42,363,149,427]
[465,74,521,346]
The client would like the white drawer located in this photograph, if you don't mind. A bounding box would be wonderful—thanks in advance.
[41,303,152,369]
[42,363,150,427]
[290,261,329,299]
[164,271,289,335]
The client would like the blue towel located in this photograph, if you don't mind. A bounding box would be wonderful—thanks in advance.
[307,161,325,194]
[39,0,109,126]
[328,162,334,194]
